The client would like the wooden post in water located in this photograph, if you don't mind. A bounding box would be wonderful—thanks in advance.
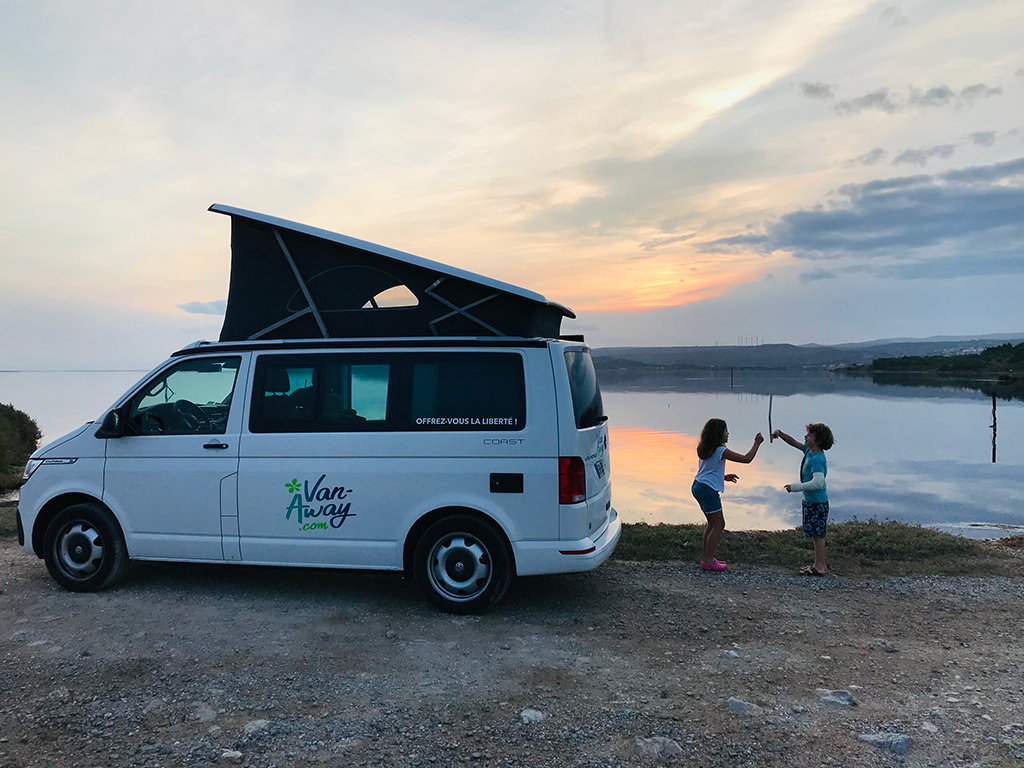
[991,394,997,464]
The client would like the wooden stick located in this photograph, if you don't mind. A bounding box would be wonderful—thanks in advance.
[769,394,774,441]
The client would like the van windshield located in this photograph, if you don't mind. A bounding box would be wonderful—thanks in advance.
[564,349,605,429]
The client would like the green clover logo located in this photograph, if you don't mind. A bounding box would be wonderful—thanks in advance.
[285,479,301,493]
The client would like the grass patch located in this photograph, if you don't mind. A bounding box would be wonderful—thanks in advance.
[614,520,1020,577]
[2,505,1018,579]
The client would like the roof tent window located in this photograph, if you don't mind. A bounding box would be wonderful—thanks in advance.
[285,266,413,313]
[363,284,418,309]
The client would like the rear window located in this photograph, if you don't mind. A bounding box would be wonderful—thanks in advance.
[410,353,525,431]
[564,349,605,429]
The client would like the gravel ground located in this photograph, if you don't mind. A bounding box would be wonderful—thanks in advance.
[2,526,1023,768]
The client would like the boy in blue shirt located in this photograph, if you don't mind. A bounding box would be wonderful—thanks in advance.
[772,423,835,576]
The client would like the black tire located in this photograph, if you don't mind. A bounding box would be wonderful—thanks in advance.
[413,515,513,614]
[43,503,128,592]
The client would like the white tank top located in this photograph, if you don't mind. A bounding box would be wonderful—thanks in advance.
[694,446,726,492]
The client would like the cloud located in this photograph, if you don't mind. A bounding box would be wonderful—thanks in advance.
[835,88,899,115]
[520,147,775,235]
[177,300,227,316]
[833,83,1002,115]
[892,144,957,167]
[700,157,1024,275]
[908,85,955,107]
[942,157,1024,182]
[639,233,696,251]
[799,268,837,282]
[845,147,887,166]
[800,264,873,282]
[878,6,908,26]
[698,234,770,255]
[877,252,1024,280]
[799,82,834,100]
[959,83,1003,102]
[969,131,996,147]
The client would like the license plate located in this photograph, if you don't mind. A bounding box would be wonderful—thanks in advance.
[594,460,606,478]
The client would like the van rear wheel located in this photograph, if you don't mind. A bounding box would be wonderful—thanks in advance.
[43,503,128,592]
[413,515,512,614]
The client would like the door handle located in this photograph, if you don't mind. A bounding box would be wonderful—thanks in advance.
[203,441,229,449]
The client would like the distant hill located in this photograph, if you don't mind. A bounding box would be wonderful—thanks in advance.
[592,334,1024,370]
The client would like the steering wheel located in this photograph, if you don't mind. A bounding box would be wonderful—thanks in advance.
[173,399,210,432]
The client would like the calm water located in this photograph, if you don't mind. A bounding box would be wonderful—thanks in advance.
[600,369,1024,539]
[3,368,1023,538]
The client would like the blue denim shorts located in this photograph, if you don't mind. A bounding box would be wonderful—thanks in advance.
[691,480,723,515]
[802,500,829,538]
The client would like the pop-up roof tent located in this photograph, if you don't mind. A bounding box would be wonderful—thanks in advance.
[210,204,576,342]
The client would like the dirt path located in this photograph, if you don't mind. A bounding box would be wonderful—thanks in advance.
[2,537,1023,768]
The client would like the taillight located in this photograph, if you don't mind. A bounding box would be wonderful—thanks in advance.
[559,456,586,504]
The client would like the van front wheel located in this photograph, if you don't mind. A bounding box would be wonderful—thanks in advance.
[43,503,128,592]
[413,515,512,614]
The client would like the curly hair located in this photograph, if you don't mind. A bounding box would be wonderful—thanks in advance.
[806,422,835,451]
[696,418,728,460]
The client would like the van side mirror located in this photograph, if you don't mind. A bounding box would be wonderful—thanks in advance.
[95,408,127,439]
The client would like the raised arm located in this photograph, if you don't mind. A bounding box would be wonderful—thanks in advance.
[722,433,764,464]
[771,429,803,450]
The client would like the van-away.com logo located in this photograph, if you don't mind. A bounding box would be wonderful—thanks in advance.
[285,474,356,531]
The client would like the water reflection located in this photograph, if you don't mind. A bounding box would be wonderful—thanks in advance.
[611,426,796,531]
[602,371,1024,539]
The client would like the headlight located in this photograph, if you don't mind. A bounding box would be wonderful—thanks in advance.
[22,459,43,482]
[22,458,77,483]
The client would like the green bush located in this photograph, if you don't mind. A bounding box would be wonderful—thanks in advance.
[0,403,41,491]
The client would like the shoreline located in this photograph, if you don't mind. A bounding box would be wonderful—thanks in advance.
[2,493,1022,542]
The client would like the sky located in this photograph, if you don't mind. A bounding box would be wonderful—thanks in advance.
[1,0,1022,369]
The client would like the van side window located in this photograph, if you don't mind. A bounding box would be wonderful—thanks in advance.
[260,366,318,423]
[322,362,389,424]
[250,356,393,433]
[410,353,525,431]
[128,357,241,435]
[564,349,605,429]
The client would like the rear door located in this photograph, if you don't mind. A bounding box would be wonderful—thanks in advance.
[557,345,611,538]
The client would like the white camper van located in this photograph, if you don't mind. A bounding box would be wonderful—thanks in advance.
[16,205,620,613]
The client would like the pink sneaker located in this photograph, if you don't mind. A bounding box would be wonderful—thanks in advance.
[700,559,728,572]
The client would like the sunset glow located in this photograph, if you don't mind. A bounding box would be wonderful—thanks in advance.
[0,2,1020,369]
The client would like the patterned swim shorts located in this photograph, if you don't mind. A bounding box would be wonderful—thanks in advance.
[802,500,829,538]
